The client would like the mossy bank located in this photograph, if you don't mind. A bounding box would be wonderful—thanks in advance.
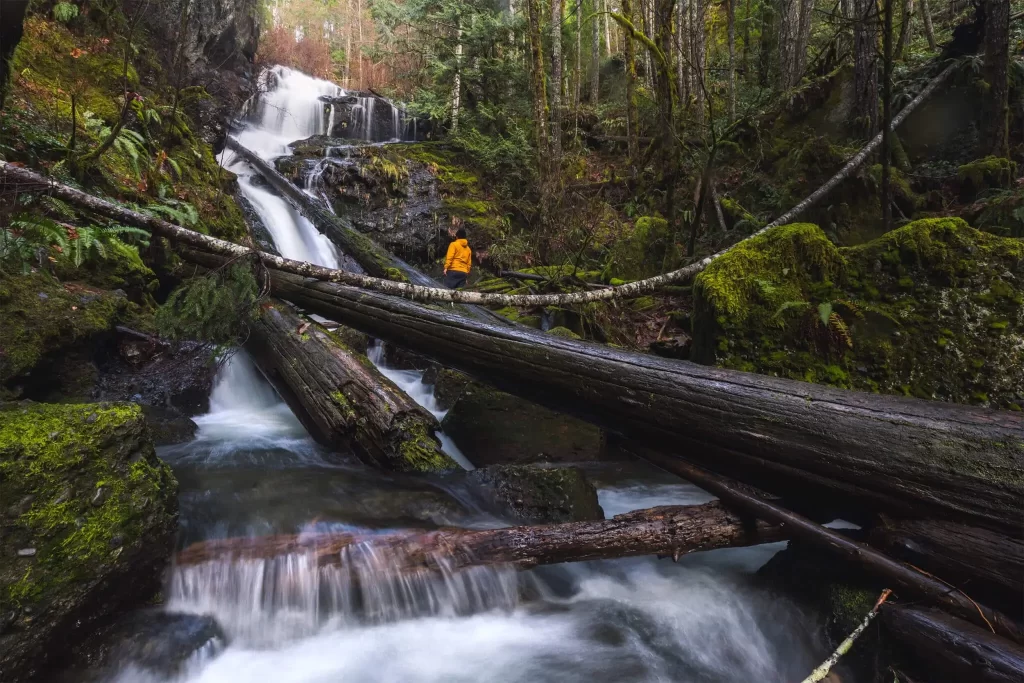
[693,218,1024,408]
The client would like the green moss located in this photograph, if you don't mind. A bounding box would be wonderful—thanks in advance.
[0,402,176,608]
[693,218,1024,409]
[957,157,1017,197]
[548,326,582,340]
[330,391,357,422]
[393,417,458,472]
[0,272,128,383]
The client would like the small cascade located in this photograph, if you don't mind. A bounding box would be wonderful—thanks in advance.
[168,543,521,646]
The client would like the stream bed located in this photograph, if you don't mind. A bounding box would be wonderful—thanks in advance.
[98,65,835,682]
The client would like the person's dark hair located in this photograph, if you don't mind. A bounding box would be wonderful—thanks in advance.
[455,228,467,239]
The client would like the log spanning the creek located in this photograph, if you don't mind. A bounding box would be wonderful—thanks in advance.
[247,299,458,472]
[224,136,407,280]
[174,501,786,568]
[180,248,1024,538]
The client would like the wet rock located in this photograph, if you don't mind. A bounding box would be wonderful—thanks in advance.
[94,339,217,416]
[465,464,605,524]
[141,406,198,446]
[440,381,606,466]
[0,403,178,682]
[55,611,224,683]
[649,333,692,360]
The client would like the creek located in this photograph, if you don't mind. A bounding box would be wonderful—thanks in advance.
[106,66,834,682]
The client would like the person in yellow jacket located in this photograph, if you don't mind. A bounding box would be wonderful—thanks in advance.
[443,228,472,289]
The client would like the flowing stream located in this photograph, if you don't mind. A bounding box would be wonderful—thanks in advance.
[104,66,836,683]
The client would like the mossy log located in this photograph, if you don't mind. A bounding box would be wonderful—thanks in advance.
[882,605,1024,683]
[224,137,407,281]
[181,247,1024,536]
[246,299,457,472]
[174,501,784,568]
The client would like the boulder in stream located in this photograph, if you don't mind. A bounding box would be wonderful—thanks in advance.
[0,402,178,682]
[465,464,605,524]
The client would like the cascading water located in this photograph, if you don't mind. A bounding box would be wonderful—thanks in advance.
[104,66,839,683]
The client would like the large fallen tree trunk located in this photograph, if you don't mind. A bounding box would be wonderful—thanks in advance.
[177,250,1024,537]
[175,501,786,568]
[248,299,457,472]
[882,605,1024,683]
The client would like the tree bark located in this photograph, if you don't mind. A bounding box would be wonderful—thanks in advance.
[621,0,641,169]
[527,0,551,209]
[869,517,1024,605]
[881,0,894,230]
[882,605,1024,683]
[451,25,463,132]
[591,0,601,104]
[175,247,1024,539]
[175,501,786,568]
[246,299,457,472]
[726,0,737,121]
[550,0,565,165]
[981,0,1010,158]
[895,0,915,60]
[0,1,30,108]
[852,0,879,135]
[919,0,937,51]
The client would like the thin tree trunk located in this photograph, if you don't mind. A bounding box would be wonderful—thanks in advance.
[621,0,641,169]
[852,0,879,135]
[551,0,565,165]
[881,0,894,230]
[451,26,463,132]
[357,0,364,88]
[895,0,914,59]
[575,0,583,116]
[677,0,688,109]
[176,501,786,568]
[591,0,601,103]
[795,0,814,78]
[604,0,613,53]
[982,0,1010,157]
[919,0,937,50]
[741,0,751,77]
[727,0,736,121]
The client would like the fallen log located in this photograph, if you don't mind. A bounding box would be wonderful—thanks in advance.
[174,501,786,569]
[225,136,406,280]
[636,452,1023,643]
[247,299,457,472]
[882,605,1024,683]
[177,249,1024,537]
[869,517,1024,607]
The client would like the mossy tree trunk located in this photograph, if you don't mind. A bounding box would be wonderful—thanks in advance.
[981,0,1010,158]
[247,299,458,472]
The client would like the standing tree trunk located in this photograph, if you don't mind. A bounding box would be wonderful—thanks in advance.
[741,0,752,77]
[726,0,736,120]
[621,0,641,170]
[575,0,583,116]
[689,0,706,125]
[604,0,613,53]
[981,0,1010,158]
[852,0,879,135]
[591,0,601,104]
[527,0,550,175]
[776,0,800,88]
[550,0,565,165]
[895,0,914,60]
[452,25,463,132]
[677,0,689,110]
[918,0,937,51]
[881,0,894,230]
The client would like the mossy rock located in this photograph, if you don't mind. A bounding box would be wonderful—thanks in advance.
[440,381,606,466]
[693,218,1024,408]
[605,216,677,280]
[0,273,129,385]
[465,464,604,524]
[54,241,158,305]
[0,402,178,681]
[957,156,1017,200]
[548,326,582,340]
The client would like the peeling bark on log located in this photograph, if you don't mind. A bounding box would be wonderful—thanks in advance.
[882,605,1024,683]
[181,247,1024,538]
[869,517,1024,607]
[247,299,457,472]
[175,501,786,569]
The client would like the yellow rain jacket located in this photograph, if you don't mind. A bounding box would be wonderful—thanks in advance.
[445,238,472,274]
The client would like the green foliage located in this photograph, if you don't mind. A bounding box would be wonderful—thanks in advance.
[53,2,80,24]
[1,214,150,274]
[80,111,149,179]
[155,263,261,345]
[143,198,199,227]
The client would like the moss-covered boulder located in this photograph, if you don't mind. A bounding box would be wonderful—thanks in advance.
[0,402,178,682]
[693,219,1024,408]
[0,273,128,387]
[439,381,606,466]
[957,156,1017,200]
[465,464,604,524]
[604,216,676,280]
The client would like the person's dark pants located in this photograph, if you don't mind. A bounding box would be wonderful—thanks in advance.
[444,270,468,289]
